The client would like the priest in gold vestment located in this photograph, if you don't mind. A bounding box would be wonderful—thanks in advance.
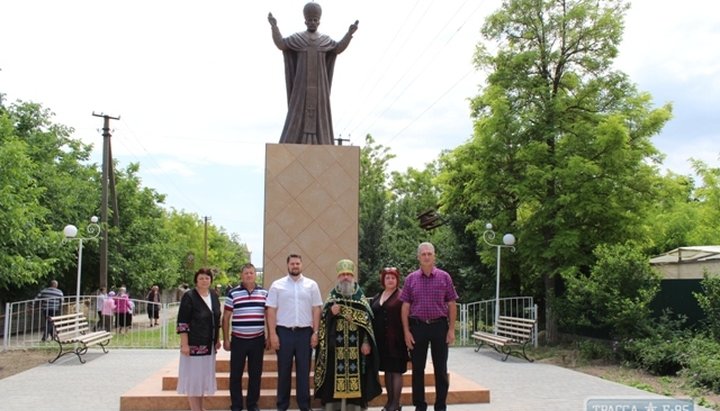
[314,259,381,411]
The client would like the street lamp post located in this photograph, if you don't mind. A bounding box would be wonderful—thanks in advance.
[483,223,516,334]
[63,216,101,314]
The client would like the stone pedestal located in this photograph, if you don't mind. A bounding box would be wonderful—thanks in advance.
[262,143,360,296]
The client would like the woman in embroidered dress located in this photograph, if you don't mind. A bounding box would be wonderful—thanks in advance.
[176,268,222,411]
[371,267,409,411]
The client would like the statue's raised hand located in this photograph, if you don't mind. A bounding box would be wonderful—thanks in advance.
[349,20,359,34]
[268,12,277,27]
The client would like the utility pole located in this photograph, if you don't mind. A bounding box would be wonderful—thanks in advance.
[334,134,350,146]
[93,112,120,290]
[203,216,211,267]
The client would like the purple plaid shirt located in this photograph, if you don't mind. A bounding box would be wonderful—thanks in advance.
[399,267,458,321]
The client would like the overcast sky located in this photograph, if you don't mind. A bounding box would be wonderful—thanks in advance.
[2,0,718,265]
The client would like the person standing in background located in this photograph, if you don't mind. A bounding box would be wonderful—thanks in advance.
[146,285,161,327]
[95,287,107,331]
[101,291,116,332]
[36,280,64,341]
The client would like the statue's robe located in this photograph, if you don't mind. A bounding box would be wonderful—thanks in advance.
[279,31,340,145]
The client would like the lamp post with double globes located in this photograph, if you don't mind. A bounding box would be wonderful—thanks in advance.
[63,216,101,314]
[483,223,516,334]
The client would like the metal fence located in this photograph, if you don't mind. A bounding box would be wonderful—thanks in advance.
[3,295,535,351]
[2,296,181,351]
[458,296,537,347]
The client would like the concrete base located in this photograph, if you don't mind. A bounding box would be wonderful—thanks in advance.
[119,351,490,410]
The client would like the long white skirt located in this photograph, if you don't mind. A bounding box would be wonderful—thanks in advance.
[176,351,217,396]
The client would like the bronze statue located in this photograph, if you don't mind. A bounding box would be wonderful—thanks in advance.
[268,3,358,145]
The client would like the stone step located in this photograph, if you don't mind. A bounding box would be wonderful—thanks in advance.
[212,353,414,373]
[162,371,435,390]
[120,350,489,410]
[122,374,488,411]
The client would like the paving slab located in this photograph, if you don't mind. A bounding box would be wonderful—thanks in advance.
[0,347,711,411]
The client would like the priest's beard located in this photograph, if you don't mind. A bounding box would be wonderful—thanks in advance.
[337,279,355,297]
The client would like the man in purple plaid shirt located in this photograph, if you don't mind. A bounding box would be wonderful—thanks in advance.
[400,242,458,411]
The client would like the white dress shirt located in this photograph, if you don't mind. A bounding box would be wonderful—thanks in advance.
[266,274,323,328]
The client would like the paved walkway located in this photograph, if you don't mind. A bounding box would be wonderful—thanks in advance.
[0,347,710,411]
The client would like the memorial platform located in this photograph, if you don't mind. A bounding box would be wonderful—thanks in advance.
[119,350,489,410]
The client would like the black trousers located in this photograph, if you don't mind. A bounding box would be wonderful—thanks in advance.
[275,326,313,411]
[41,308,59,340]
[230,335,265,411]
[409,320,450,411]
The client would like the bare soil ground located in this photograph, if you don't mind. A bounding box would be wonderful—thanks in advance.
[0,348,55,380]
[538,351,720,410]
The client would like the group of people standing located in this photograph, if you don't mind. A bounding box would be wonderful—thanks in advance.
[94,285,162,333]
[35,281,164,340]
[175,241,458,411]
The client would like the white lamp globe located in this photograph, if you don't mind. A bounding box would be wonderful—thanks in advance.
[502,233,516,246]
[63,224,78,239]
[90,216,99,223]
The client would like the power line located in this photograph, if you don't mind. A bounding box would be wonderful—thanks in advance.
[342,1,483,142]
[387,68,475,144]
[337,0,424,137]
[115,118,208,214]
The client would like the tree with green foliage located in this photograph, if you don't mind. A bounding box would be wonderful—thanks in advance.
[104,163,179,292]
[358,135,393,294]
[643,172,698,256]
[0,98,99,299]
[685,160,720,246]
[0,95,250,304]
[440,0,671,342]
[694,274,720,340]
[644,159,720,258]
[358,136,452,297]
[386,163,446,277]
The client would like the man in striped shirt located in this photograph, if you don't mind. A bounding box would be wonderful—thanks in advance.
[36,280,64,341]
[222,263,268,411]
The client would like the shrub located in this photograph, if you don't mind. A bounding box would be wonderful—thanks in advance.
[694,273,720,339]
[560,243,661,340]
[621,311,691,375]
[623,335,689,375]
[682,335,720,392]
[577,339,614,361]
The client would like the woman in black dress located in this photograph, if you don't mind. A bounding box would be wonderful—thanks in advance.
[176,268,222,411]
[371,267,409,411]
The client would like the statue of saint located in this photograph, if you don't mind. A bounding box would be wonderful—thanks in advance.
[268,3,358,145]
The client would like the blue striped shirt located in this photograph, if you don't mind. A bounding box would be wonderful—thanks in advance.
[36,286,64,312]
[224,284,267,339]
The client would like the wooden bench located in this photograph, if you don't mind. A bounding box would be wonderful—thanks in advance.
[471,315,536,362]
[48,313,112,364]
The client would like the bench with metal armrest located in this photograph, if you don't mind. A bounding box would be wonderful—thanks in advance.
[48,313,112,364]
[471,315,535,362]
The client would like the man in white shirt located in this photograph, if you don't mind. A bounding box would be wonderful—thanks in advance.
[267,254,323,411]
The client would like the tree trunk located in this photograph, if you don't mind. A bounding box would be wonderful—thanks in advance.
[544,272,558,344]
